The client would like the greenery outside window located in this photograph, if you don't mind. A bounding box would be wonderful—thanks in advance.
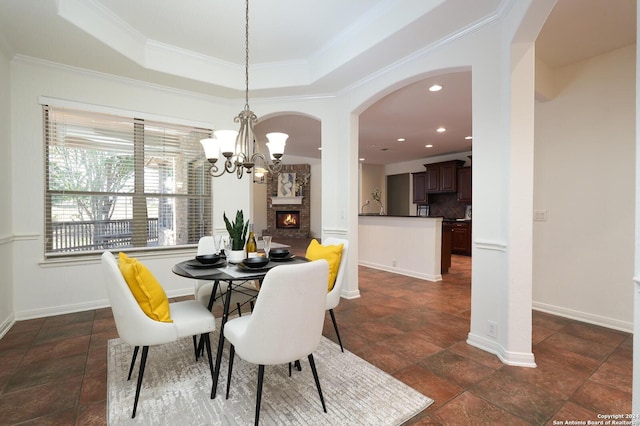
[44,105,212,257]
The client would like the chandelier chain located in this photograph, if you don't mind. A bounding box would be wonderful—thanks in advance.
[244,0,250,111]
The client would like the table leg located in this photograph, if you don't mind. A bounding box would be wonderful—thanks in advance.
[211,280,233,399]
[197,280,220,358]
[207,280,220,311]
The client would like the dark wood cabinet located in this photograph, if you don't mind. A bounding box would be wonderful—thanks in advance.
[457,167,472,202]
[424,160,464,193]
[451,222,472,256]
[425,167,439,192]
[439,162,458,192]
[412,172,428,203]
[441,222,453,273]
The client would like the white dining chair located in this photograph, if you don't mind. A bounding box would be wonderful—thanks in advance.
[101,251,216,418]
[321,237,349,352]
[194,236,258,312]
[223,260,329,425]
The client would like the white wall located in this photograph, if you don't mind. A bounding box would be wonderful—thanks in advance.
[359,164,385,213]
[8,57,251,318]
[359,216,443,281]
[0,41,14,336]
[534,45,636,331]
[7,57,337,319]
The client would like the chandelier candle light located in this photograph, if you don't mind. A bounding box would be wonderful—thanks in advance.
[200,0,288,178]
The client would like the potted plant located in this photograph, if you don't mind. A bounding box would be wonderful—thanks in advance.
[223,210,249,263]
[372,187,384,215]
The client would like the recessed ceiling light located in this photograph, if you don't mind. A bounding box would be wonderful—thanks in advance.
[464,136,472,140]
[436,127,446,133]
[429,84,442,92]
[397,138,405,142]
[425,144,433,148]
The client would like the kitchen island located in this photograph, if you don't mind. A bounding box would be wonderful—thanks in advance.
[358,215,443,281]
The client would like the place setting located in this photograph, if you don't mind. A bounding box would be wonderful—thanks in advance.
[183,253,226,269]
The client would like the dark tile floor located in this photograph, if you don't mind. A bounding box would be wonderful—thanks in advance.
[0,239,632,425]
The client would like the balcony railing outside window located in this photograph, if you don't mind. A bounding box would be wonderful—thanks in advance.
[49,219,159,252]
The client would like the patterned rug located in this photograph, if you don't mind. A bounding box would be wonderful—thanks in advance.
[107,330,433,425]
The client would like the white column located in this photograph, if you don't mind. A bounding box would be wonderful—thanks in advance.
[321,105,360,299]
[504,41,536,366]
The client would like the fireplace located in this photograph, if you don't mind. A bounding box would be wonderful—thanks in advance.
[266,164,310,238]
[276,210,300,229]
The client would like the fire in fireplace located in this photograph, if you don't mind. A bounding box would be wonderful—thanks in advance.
[276,210,300,229]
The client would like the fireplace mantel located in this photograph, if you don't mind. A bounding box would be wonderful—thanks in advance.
[271,196,303,205]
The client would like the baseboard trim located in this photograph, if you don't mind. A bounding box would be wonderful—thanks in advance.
[358,260,442,282]
[14,288,195,321]
[0,313,16,339]
[341,288,361,299]
[15,300,112,321]
[532,301,633,333]
[467,332,537,368]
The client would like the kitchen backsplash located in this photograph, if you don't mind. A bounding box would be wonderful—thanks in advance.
[425,192,469,219]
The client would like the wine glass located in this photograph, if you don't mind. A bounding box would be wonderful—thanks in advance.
[262,236,272,258]
[213,234,222,254]
[223,237,231,258]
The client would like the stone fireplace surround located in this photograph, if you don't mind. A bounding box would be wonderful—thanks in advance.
[264,164,310,239]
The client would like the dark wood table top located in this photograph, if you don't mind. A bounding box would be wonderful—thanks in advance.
[172,255,309,281]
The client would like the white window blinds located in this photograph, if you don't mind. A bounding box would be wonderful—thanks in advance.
[44,105,212,257]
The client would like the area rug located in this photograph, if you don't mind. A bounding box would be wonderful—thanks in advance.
[107,330,433,425]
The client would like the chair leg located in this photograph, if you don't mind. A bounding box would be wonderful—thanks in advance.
[308,354,327,413]
[329,309,344,352]
[295,360,302,371]
[203,333,214,382]
[192,336,199,361]
[255,365,265,426]
[127,346,139,380]
[225,344,235,399]
[132,346,149,418]
[196,335,206,358]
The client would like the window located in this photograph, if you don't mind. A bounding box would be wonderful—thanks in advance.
[44,105,212,257]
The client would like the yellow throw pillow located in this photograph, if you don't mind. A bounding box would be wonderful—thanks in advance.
[305,239,344,291]
[119,252,172,323]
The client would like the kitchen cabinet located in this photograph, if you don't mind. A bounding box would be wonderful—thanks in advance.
[412,172,428,203]
[457,167,472,202]
[424,160,464,193]
[451,221,472,256]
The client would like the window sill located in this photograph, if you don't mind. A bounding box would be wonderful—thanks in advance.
[40,245,197,267]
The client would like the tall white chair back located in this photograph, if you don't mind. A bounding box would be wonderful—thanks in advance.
[223,260,330,424]
[101,251,216,418]
[322,237,348,311]
[321,237,348,352]
[101,251,178,346]
[228,260,329,364]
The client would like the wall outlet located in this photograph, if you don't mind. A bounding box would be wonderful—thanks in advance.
[392,259,397,267]
[487,320,497,338]
[533,209,547,221]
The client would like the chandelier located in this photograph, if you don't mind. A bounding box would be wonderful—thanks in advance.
[200,0,287,178]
